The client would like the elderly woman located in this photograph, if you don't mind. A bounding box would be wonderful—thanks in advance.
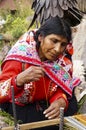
[0,16,80,129]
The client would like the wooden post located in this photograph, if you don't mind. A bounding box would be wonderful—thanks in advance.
[2,118,62,130]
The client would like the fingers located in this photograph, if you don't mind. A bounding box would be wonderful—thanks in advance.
[44,107,60,119]
[26,66,45,81]
[43,98,66,119]
[27,66,45,76]
[17,65,45,85]
[43,104,60,119]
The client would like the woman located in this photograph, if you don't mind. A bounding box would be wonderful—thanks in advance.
[0,16,80,129]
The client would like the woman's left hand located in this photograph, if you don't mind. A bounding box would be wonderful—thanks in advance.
[43,98,66,119]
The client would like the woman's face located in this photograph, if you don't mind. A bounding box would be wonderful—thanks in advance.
[38,34,68,61]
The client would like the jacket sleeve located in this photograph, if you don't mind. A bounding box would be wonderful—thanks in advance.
[0,60,24,103]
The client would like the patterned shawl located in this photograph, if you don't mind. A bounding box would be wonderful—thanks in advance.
[3,30,81,96]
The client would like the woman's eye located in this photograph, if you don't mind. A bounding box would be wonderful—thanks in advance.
[52,39,58,43]
[61,42,67,47]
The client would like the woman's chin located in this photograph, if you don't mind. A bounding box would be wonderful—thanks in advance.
[47,57,57,62]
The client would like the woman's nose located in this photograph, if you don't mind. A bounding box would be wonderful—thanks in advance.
[54,44,61,53]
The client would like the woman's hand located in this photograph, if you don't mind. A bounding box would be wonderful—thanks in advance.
[43,98,66,119]
[16,66,45,86]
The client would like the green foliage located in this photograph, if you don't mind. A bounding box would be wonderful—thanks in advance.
[2,13,29,39]
[0,110,14,126]
[0,0,34,43]
[10,16,28,38]
[0,9,10,19]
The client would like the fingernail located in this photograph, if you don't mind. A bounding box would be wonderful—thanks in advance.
[45,114,48,117]
[48,116,51,119]
[43,111,46,114]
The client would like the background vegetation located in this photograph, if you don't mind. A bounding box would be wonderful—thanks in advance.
[0,0,35,63]
[0,0,35,45]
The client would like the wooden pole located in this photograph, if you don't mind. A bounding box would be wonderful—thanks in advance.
[2,118,63,130]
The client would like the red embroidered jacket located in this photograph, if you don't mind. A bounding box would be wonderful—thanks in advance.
[0,60,68,108]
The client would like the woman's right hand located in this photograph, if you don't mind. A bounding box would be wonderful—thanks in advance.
[16,66,45,86]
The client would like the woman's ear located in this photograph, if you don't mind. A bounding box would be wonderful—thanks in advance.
[38,34,43,42]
